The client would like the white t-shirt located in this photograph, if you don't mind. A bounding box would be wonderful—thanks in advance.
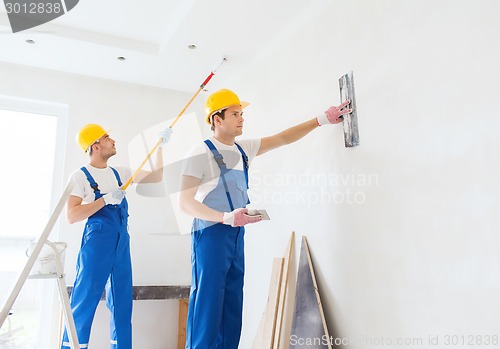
[182,137,261,203]
[69,165,130,204]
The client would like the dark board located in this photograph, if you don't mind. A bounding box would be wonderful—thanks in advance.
[290,236,331,349]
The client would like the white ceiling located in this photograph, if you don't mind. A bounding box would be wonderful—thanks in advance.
[0,0,320,93]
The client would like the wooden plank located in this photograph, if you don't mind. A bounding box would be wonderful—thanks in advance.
[290,236,332,349]
[177,298,189,349]
[252,257,284,349]
[273,232,295,349]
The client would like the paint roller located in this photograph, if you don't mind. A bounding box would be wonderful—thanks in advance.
[121,57,227,190]
[339,71,360,148]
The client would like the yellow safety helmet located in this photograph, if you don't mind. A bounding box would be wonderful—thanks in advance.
[77,124,107,153]
[205,89,250,125]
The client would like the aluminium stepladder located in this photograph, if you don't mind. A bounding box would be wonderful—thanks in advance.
[0,181,79,348]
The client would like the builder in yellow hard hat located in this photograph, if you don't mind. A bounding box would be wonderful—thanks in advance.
[61,124,172,349]
[180,88,351,348]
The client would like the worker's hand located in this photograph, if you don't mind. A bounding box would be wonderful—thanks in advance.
[102,189,125,205]
[316,100,352,126]
[222,208,262,227]
[159,127,173,148]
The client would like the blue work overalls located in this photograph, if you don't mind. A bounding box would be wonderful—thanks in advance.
[186,140,250,349]
[62,167,132,349]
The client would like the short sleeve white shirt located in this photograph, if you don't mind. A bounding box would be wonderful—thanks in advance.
[69,165,130,204]
[182,137,261,203]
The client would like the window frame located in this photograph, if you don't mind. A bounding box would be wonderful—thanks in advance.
[0,94,68,349]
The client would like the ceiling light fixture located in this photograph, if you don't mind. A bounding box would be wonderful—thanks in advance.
[188,44,197,49]
[26,39,35,44]
[117,56,126,61]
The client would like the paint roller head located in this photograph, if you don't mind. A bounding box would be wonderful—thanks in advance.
[213,57,227,73]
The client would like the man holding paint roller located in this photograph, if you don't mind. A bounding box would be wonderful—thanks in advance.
[180,89,351,349]
[61,124,172,349]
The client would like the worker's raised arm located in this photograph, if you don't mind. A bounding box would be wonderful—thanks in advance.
[133,148,164,184]
[179,175,224,223]
[133,127,173,184]
[257,101,352,156]
[258,118,318,156]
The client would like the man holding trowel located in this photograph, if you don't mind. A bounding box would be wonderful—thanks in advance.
[179,88,351,349]
[61,124,172,349]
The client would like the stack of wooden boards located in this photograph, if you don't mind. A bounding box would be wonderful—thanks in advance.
[252,233,332,349]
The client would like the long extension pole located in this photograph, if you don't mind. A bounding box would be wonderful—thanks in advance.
[121,57,227,191]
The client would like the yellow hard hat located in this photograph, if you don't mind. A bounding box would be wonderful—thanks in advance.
[77,124,107,153]
[205,89,250,124]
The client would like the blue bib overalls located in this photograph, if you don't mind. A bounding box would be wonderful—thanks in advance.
[186,140,250,349]
[62,167,132,349]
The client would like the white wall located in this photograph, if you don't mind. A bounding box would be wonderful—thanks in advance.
[0,63,204,348]
[235,1,500,348]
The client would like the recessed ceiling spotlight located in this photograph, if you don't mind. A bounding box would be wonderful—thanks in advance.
[117,56,126,61]
[188,44,197,49]
[26,39,35,44]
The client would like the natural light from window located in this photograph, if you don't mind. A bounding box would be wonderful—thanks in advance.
[0,109,57,239]
[0,107,58,349]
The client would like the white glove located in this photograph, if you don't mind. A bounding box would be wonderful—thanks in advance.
[316,100,352,126]
[222,208,262,227]
[159,127,173,148]
[102,189,125,205]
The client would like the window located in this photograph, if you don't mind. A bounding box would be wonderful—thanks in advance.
[0,96,67,349]
[0,109,57,238]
